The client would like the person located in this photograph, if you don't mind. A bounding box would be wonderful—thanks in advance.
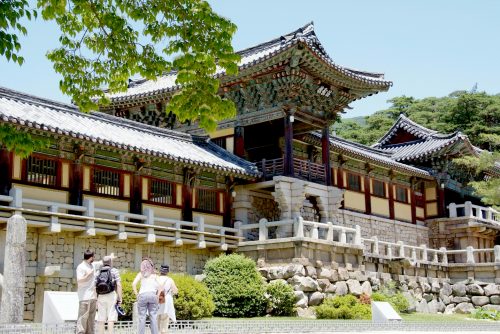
[96,256,122,334]
[76,250,100,334]
[157,265,178,333]
[132,258,160,334]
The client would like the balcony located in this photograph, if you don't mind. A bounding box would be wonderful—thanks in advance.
[448,202,500,227]
[257,158,326,184]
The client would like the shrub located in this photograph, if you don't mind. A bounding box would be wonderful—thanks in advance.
[372,291,410,313]
[471,307,500,321]
[170,273,215,320]
[119,270,138,320]
[315,295,371,320]
[203,253,266,317]
[265,280,295,316]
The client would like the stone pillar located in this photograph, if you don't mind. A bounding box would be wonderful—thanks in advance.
[0,149,12,196]
[0,214,27,323]
[283,112,294,177]
[321,126,332,186]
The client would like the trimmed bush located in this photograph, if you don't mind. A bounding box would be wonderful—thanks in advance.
[203,254,266,317]
[371,291,410,313]
[315,295,371,320]
[119,270,138,320]
[470,307,500,321]
[265,280,295,316]
[170,273,215,320]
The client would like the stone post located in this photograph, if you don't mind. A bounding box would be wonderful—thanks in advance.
[466,246,475,264]
[494,245,500,263]
[448,203,457,218]
[440,247,448,265]
[258,218,268,241]
[0,214,27,323]
[354,225,362,246]
[372,236,379,255]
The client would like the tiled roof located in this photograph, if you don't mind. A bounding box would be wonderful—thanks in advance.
[303,133,432,178]
[107,22,392,102]
[373,115,477,162]
[0,87,259,178]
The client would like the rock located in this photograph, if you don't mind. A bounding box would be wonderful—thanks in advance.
[444,304,456,314]
[296,307,316,318]
[317,268,332,280]
[305,265,317,279]
[289,276,319,292]
[428,300,445,313]
[440,294,451,305]
[484,284,500,297]
[346,279,363,296]
[440,282,452,297]
[490,295,500,305]
[284,264,305,279]
[483,304,500,312]
[268,267,284,280]
[317,278,331,292]
[466,283,484,296]
[421,282,432,293]
[423,293,434,302]
[368,276,380,289]
[361,281,372,296]
[455,302,474,314]
[308,292,325,306]
[471,296,490,306]
[330,269,339,282]
[452,296,470,304]
[416,300,429,313]
[324,283,336,293]
[408,280,419,290]
[335,281,348,296]
[337,268,349,281]
[431,281,441,293]
[403,292,417,313]
[258,268,269,279]
[452,283,467,297]
[294,291,308,308]
[194,274,206,282]
[349,271,367,282]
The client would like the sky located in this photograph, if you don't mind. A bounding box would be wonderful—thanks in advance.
[1,0,499,118]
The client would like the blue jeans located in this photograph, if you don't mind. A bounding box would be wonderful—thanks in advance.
[138,292,159,334]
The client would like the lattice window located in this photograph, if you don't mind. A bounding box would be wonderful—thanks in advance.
[395,186,408,203]
[347,173,361,192]
[195,188,218,213]
[212,137,227,150]
[372,180,386,197]
[93,168,120,196]
[26,156,58,186]
[149,179,174,205]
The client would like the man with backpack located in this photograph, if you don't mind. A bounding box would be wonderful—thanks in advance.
[96,255,122,334]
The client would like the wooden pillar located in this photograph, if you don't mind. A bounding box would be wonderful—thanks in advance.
[0,148,12,196]
[223,177,234,227]
[388,172,395,220]
[69,147,84,206]
[410,177,417,224]
[337,156,345,189]
[364,164,372,215]
[130,172,142,215]
[321,126,332,186]
[283,112,294,177]
[182,168,195,222]
[234,126,245,158]
[437,181,446,217]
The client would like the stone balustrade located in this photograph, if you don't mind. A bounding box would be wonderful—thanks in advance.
[448,201,500,225]
[0,188,237,250]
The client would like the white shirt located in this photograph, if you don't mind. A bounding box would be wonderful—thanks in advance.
[76,260,103,301]
[138,274,159,295]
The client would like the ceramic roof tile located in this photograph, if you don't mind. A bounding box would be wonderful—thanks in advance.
[0,87,259,178]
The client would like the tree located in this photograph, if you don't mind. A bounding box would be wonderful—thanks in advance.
[1,0,240,156]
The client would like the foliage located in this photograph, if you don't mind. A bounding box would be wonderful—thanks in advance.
[0,124,50,158]
[119,270,137,320]
[170,273,215,320]
[470,307,500,321]
[371,291,410,314]
[203,253,267,318]
[265,280,296,316]
[0,0,37,65]
[315,295,371,320]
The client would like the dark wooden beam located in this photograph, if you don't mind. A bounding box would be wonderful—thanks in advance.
[410,177,417,224]
[130,158,144,215]
[321,126,332,186]
[223,176,235,228]
[283,112,294,177]
[364,164,372,215]
[69,145,84,206]
[0,149,12,196]
[234,126,245,158]
[388,171,395,220]
[182,168,196,222]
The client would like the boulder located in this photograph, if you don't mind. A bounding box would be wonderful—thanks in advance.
[268,267,285,280]
[466,283,484,296]
[317,268,332,280]
[415,300,429,313]
[455,302,474,314]
[490,295,500,305]
[308,292,325,306]
[368,276,380,289]
[431,281,441,294]
[361,281,372,296]
[440,282,452,297]
[471,296,490,306]
[317,278,331,292]
[258,268,269,279]
[440,294,451,305]
[337,267,349,281]
[330,269,339,283]
[452,283,467,297]
[403,292,417,313]
[444,304,456,314]
[484,284,500,297]
[428,300,445,313]
[284,264,305,279]
[349,271,367,282]
[346,279,363,296]
[289,276,319,292]
[324,283,336,293]
[452,296,470,304]
[423,293,434,302]
[421,282,432,293]
[305,265,317,279]
[484,304,500,312]
[408,280,419,290]
[296,307,316,318]
[194,274,206,282]
[294,291,308,308]
[335,281,348,296]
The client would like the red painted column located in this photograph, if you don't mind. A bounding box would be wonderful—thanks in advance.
[69,160,83,206]
[0,148,12,196]
[388,173,395,220]
[182,168,195,222]
[410,177,417,224]
[364,175,371,215]
[321,126,332,186]
[223,177,234,227]
[130,172,142,215]
[234,126,245,158]
[283,113,294,177]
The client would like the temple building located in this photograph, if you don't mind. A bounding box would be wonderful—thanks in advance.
[0,23,498,321]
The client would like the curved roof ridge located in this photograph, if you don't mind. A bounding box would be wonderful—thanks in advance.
[375,114,438,146]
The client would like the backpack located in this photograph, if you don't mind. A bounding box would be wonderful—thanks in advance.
[96,266,115,295]
[158,290,165,304]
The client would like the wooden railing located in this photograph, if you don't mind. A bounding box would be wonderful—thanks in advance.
[236,217,500,266]
[448,202,500,226]
[258,158,326,183]
[0,188,237,250]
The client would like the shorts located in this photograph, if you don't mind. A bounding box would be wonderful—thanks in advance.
[96,291,118,322]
